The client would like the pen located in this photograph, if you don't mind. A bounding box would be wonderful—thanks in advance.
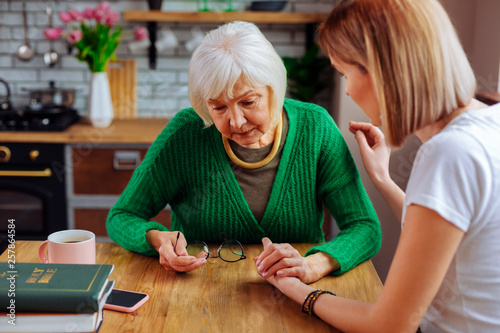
[173,231,180,256]
[173,232,187,275]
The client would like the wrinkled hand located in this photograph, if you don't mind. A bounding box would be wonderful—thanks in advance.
[255,238,322,284]
[153,231,207,273]
[349,121,392,185]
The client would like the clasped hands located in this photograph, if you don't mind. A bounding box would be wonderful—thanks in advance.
[149,230,332,284]
[255,237,330,284]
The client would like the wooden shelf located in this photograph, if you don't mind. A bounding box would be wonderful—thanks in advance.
[123,10,328,24]
[123,10,328,69]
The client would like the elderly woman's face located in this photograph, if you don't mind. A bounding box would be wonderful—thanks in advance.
[206,76,274,148]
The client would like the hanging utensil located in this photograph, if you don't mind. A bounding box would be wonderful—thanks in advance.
[16,1,35,61]
[43,5,59,67]
[65,2,73,55]
[0,78,14,111]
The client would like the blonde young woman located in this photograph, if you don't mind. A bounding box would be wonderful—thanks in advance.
[257,0,500,332]
[107,21,381,284]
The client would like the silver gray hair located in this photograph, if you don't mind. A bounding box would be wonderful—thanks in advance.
[188,21,287,127]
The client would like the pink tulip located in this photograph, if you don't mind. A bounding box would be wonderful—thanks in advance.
[67,30,83,44]
[55,26,65,34]
[68,9,83,21]
[97,1,111,12]
[94,8,107,23]
[58,11,72,24]
[134,27,148,41]
[43,28,61,40]
[83,7,95,20]
[105,11,120,26]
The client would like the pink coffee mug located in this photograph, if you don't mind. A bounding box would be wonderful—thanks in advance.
[38,230,96,264]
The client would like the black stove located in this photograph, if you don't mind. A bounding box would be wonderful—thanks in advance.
[0,104,80,132]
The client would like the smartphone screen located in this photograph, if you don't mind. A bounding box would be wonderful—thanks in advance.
[104,289,149,312]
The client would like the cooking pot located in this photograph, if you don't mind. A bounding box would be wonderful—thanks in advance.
[0,78,13,111]
[23,81,76,108]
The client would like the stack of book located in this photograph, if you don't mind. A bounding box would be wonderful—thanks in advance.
[0,262,114,333]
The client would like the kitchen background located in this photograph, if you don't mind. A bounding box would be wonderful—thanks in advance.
[0,0,335,117]
[1,0,499,282]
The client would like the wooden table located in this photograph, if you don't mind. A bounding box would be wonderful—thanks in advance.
[1,241,383,333]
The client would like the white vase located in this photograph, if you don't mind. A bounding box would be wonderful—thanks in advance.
[88,72,114,128]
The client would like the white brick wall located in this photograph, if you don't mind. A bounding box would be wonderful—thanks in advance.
[0,0,335,117]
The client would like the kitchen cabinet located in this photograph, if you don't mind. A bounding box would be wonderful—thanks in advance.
[67,144,171,239]
[72,146,147,195]
[123,10,328,69]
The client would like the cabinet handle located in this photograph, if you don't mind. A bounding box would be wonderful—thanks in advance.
[0,168,52,177]
[113,151,141,170]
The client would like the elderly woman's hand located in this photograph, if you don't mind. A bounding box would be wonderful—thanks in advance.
[146,230,207,273]
[255,238,339,284]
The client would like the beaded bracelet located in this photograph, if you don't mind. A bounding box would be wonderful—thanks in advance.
[301,290,320,315]
[301,289,336,316]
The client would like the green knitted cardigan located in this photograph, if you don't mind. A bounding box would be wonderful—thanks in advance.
[107,99,381,275]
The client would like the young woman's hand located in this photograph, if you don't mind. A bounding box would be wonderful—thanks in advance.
[349,121,392,187]
[349,121,406,222]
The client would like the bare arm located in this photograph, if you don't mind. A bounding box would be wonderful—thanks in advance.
[264,205,464,332]
[349,121,405,223]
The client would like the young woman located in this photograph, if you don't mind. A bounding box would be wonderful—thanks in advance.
[256,0,500,331]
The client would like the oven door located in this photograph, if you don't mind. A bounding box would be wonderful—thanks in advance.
[0,143,68,248]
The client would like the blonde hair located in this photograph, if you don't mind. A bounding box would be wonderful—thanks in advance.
[188,21,287,127]
[318,0,476,147]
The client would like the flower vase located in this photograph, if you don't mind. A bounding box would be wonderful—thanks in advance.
[147,0,163,10]
[88,72,113,128]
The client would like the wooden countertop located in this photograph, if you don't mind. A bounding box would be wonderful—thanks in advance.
[0,118,169,144]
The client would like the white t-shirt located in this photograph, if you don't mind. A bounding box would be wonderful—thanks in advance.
[402,103,500,332]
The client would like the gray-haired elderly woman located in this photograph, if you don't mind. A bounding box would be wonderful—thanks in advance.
[107,21,381,283]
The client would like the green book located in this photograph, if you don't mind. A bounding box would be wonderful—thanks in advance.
[0,262,114,313]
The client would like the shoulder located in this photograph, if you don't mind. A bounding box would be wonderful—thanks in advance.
[157,108,206,142]
[165,108,204,131]
[144,108,208,164]
[284,99,337,132]
[416,120,488,169]
[284,98,331,119]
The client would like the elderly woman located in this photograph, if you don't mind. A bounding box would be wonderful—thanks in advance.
[259,0,500,331]
[107,21,380,283]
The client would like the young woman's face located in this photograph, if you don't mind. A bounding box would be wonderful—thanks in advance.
[333,59,381,126]
[206,76,274,148]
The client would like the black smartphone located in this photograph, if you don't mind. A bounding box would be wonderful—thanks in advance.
[103,288,149,313]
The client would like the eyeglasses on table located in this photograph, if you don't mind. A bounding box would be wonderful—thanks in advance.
[174,231,246,262]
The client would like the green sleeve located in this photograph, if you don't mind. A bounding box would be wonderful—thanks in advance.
[106,110,197,256]
[307,113,381,275]
[106,167,170,256]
